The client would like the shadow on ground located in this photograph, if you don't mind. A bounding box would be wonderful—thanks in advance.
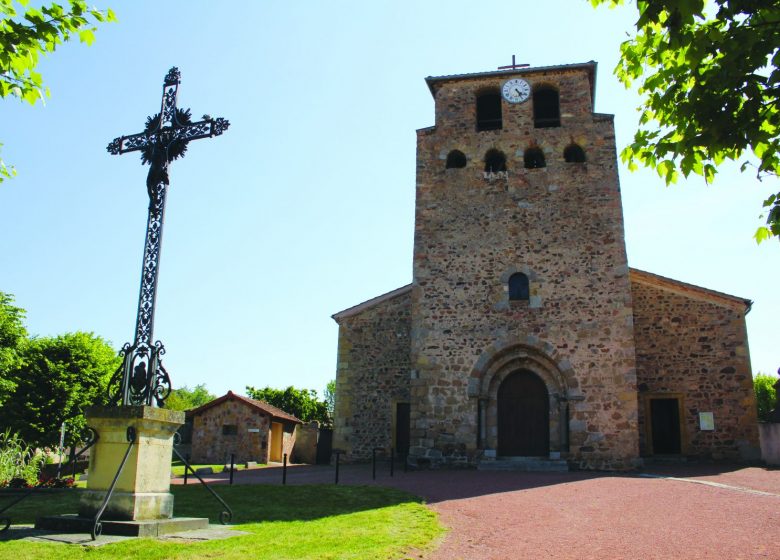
[0,484,423,533]
[175,460,779,504]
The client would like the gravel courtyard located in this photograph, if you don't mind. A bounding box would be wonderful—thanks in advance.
[174,462,779,559]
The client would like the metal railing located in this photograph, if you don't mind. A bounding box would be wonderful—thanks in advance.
[172,446,233,524]
[91,426,136,540]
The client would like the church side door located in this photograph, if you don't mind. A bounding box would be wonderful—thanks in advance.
[395,402,411,455]
[497,370,549,456]
[649,398,682,454]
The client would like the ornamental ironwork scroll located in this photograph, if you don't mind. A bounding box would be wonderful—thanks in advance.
[106,67,229,406]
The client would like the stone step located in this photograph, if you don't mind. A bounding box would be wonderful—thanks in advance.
[36,514,210,537]
[478,456,569,472]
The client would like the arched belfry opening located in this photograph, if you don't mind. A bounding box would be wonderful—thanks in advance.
[533,86,560,128]
[446,150,467,169]
[476,90,502,131]
[564,143,586,163]
[484,149,507,172]
[524,147,546,169]
[497,370,550,456]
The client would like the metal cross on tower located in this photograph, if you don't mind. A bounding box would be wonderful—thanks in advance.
[106,67,229,407]
[498,55,530,71]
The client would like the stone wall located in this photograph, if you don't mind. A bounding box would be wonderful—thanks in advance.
[411,65,639,469]
[293,422,319,464]
[758,423,780,466]
[281,422,296,461]
[191,401,271,464]
[333,289,412,460]
[631,272,760,460]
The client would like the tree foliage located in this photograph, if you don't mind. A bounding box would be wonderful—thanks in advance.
[1,332,120,447]
[245,385,332,426]
[0,0,116,182]
[0,292,26,405]
[324,379,336,419]
[754,372,778,421]
[165,383,216,412]
[592,0,780,241]
[0,292,119,447]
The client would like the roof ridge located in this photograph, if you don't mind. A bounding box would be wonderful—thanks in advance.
[629,268,752,310]
[187,391,301,423]
[332,283,412,321]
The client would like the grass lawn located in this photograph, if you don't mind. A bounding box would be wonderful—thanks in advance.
[0,484,444,559]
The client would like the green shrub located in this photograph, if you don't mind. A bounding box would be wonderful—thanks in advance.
[0,430,45,487]
[754,372,779,421]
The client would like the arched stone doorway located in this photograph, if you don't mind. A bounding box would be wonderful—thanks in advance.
[497,370,550,456]
[470,339,578,457]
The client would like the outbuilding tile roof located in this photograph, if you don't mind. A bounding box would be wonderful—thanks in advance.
[186,390,302,423]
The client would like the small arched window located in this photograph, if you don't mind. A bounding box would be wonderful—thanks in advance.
[476,91,502,131]
[484,149,507,172]
[533,86,560,128]
[508,273,529,301]
[564,144,586,163]
[524,148,546,169]
[446,150,467,169]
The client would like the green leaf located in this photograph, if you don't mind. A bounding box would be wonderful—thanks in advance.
[0,1,116,173]
[78,28,94,45]
[591,0,780,242]
[754,226,771,244]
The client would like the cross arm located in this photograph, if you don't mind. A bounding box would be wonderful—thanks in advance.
[107,132,153,155]
[172,117,230,145]
[106,117,230,156]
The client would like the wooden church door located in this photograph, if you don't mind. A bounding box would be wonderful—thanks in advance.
[497,370,549,456]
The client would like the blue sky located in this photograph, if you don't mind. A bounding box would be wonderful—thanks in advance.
[2,0,778,399]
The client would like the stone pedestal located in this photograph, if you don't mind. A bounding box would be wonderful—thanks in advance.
[78,405,184,521]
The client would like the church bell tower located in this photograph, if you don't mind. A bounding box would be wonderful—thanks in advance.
[409,61,640,469]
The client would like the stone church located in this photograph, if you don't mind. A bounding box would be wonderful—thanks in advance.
[332,61,760,470]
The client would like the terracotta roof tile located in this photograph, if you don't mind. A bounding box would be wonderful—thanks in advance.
[186,390,302,423]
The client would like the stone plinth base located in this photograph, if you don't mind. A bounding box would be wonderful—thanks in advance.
[36,514,208,537]
[80,405,184,521]
[78,490,174,521]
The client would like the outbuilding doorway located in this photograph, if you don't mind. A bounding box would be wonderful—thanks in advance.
[270,421,283,462]
[497,370,549,456]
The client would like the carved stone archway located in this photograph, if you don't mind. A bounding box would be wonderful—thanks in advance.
[469,338,578,456]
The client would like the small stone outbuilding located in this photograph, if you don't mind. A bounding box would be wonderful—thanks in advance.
[188,391,301,464]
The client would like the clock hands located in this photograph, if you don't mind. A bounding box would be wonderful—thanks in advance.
[502,78,530,103]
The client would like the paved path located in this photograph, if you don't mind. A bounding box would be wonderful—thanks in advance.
[173,463,779,559]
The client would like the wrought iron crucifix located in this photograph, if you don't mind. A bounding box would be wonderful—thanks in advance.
[106,67,229,406]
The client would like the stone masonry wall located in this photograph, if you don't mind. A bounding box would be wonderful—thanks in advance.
[411,66,640,469]
[191,401,271,464]
[292,422,319,464]
[281,422,296,461]
[333,291,412,460]
[631,276,760,460]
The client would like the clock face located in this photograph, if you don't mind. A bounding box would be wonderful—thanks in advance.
[502,78,530,104]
